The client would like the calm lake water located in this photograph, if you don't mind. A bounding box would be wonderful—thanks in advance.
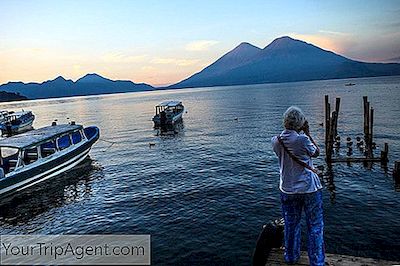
[0,76,400,265]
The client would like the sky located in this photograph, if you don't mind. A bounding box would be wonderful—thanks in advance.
[0,0,399,86]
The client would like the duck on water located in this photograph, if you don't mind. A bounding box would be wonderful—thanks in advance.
[0,122,99,199]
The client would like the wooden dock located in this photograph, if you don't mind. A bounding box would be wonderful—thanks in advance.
[266,249,400,266]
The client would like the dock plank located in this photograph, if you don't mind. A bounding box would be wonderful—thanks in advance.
[266,248,400,266]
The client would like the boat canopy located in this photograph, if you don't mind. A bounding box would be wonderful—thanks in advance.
[157,101,182,107]
[9,111,31,116]
[0,124,82,149]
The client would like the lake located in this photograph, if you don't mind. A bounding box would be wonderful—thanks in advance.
[0,76,400,265]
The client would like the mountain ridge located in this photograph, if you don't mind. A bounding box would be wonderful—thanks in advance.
[171,36,400,88]
[0,73,154,99]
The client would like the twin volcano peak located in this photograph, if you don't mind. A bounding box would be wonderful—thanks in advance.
[232,36,304,52]
[170,35,400,88]
[228,36,310,57]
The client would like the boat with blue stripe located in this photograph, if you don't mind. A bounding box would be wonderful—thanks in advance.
[0,122,99,199]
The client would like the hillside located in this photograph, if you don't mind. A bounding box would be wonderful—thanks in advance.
[0,74,154,99]
[171,36,400,88]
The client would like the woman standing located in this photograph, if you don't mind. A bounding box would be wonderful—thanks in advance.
[271,106,325,266]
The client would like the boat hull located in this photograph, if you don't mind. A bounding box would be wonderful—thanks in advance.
[153,110,184,127]
[0,126,99,199]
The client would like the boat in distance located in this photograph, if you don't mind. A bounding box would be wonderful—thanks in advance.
[0,122,99,199]
[0,110,35,136]
[152,100,184,128]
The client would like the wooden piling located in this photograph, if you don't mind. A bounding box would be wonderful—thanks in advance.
[364,100,371,158]
[394,161,400,180]
[331,111,338,141]
[324,97,333,163]
[335,97,341,114]
[333,97,340,139]
[324,95,388,167]
[381,143,389,163]
[363,96,368,137]
[365,106,373,158]
[324,95,329,148]
[326,111,337,163]
[366,101,370,139]
[369,107,374,149]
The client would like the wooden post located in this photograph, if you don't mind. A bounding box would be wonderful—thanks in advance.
[381,143,389,163]
[327,103,332,162]
[394,161,400,181]
[365,101,371,157]
[326,111,336,163]
[331,110,338,141]
[333,98,340,139]
[325,95,329,148]
[335,97,341,114]
[366,101,370,139]
[369,107,374,149]
[363,96,368,137]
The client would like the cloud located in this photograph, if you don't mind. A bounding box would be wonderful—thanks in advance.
[318,30,350,36]
[151,57,200,66]
[185,40,219,51]
[141,66,157,72]
[101,52,148,63]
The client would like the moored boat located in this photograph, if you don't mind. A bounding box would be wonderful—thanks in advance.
[0,110,35,136]
[0,123,99,199]
[152,101,184,128]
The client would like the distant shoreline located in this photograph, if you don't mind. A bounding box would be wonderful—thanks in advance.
[0,91,28,103]
[1,74,399,104]
[165,73,400,90]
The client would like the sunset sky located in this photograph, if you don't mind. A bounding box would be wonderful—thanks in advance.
[1,0,399,86]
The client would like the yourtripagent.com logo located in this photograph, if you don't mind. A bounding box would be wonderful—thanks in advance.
[0,235,150,265]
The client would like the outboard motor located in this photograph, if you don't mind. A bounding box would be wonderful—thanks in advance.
[160,111,167,131]
[6,122,12,137]
[252,218,284,266]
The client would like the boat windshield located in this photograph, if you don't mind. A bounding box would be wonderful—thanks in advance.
[1,147,18,158]
[0,147,19,175]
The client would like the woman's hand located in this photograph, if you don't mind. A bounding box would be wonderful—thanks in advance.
[302,121,310,136]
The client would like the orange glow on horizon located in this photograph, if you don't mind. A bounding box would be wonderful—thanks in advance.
[0,49,206,87]
[289,33,346,55]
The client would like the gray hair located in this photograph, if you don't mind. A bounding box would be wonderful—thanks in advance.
[283,106,306,131]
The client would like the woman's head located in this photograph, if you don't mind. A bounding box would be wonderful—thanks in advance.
[283,106,306,131]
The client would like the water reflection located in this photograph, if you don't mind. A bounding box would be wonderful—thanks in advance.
[0,158,104,225]
[322,166,336,203]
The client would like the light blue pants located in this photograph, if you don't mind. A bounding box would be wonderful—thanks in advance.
[280,190,325,266]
